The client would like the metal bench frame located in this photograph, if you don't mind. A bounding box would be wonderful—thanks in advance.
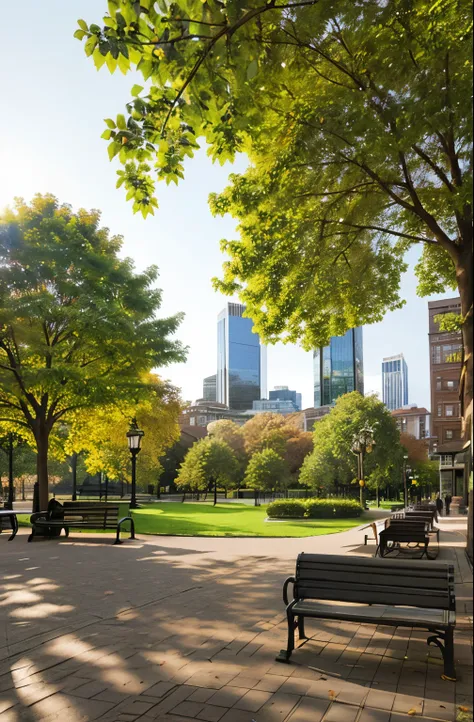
[28,502,135,545]
[276,553,456,680]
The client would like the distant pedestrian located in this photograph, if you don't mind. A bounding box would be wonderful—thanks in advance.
[444,494,452,516]
[435,495,443,516]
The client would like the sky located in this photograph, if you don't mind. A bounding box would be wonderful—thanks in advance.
[0,1,455,411]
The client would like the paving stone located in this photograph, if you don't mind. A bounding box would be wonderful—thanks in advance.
[323,702,359,722]
[358,709,391,722]
[287,697,329,722]
[69,680,109,699]
[172,700,206,718]
[365,688,396,711]
[196,704,227,721]
[187,687,216,703]
[392,691,424,715]
[145,681,176,699]
[254,674,287,692]
[256,692,301,722]
[423,699,457,721]
[233,689,273,711]
[207,685,247,707]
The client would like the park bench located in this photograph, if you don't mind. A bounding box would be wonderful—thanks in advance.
[28,501,135,544]
[361,519,386,546]
[392,510,437,530]
[377,519,439,559]
[276,553,456,680]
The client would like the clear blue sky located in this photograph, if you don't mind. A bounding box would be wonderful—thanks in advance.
[0,1,454,411]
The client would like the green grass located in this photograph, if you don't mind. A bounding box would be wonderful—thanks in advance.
[16,502,366,538]
[130,502,365,537]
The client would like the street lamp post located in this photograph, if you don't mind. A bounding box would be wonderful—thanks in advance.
[126,419,144,510]
[351,427,375,509]
[403,454,409,508]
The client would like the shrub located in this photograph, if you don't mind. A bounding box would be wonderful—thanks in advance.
[266,498,363,519]
[266,499,306,518]
[305,498,362,519]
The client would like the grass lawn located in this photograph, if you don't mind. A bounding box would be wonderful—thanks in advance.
[131,502,365,537]
[16,502,366,538]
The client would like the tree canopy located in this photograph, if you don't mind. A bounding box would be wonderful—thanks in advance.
[243,447,288,492]
[299,392,403,494]
[241,412,312,476]
[66,374,182,488]
[176,436,240,493]
[0,195,186,508]
[79,0,472,437]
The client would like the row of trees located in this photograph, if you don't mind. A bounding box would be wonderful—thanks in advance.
[0,195,186,508]
[175,392,438,501]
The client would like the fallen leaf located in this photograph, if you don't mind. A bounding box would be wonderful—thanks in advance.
[458,706,470,712]
[328,690,336,699]
[408,709,417,716]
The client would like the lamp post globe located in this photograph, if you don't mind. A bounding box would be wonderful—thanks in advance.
[126,418,144,510]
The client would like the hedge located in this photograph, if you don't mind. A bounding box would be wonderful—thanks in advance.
[266,500,306,518]
[266,498,363,519]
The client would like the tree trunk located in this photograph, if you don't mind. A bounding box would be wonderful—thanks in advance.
[35,428,49,512]
[455,242,473,561]
[71,453,77,501]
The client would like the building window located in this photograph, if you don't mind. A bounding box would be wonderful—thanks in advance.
[445,405,454,417]
[198,415,207,426]
[445,429,453,440]
[446,380,455,390]
[436,377,442,390]
[189,417,195,426]
[431,344,462,364]
[437,405,442,417]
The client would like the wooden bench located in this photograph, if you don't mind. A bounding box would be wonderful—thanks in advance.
[361,520,386,546]
[276,553,456,680]
[28,501,135,544]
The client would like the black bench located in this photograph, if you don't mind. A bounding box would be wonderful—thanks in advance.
[28,501,135,544]
[276,553,456,680]
[378,520,439,559]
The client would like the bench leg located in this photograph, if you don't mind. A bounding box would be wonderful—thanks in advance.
[427,629,456,681]
[298,616,307,640]
[28,525,36,543]
[114,527,123,545]
[276,609,296,663]
[8,514,18,541]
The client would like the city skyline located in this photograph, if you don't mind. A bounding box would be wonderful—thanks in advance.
[313,328,364,408]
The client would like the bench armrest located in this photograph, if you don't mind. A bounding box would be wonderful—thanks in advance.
[30,512,49,524]
[283,576,296,606]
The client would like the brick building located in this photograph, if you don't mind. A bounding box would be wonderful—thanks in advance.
[428,297,465,498]
[391,405,430,440]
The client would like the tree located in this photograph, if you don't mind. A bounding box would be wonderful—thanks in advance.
[207,419,248,475]
[78,1,472,441]
[243,448,288,496]
[241,412,312,478]
[400,432,430,465]
[176,437,240,500]
[66,374,182,490]
[0,195,186,509]
[299,392,403,495]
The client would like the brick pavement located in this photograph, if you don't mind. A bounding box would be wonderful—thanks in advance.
[0,516,472,722]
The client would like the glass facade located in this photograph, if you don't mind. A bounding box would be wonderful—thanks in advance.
[202,374,217,402]
[313,328,364,407]
[269,387,302,411]
[216,303,264,410]
[382,354,408,410]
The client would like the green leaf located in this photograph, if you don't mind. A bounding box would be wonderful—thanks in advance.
[108,141,120,160]
[93,48,107,70]
[116,114,127,130]
[105,53,117,73]
[84,35,98,57]
[131,84,144,97]
[101,129,113,140]
[77,19,88,31]
[246,59,258,80]
[73,29,87,41]
[104,118,116,129]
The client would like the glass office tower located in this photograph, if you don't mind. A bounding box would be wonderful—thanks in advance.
[202,374,217,402]
[382,354,409,410]
[313,328,364,407]
[269,386,302,411]
[217,303,266,410]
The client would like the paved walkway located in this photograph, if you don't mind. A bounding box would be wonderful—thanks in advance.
[0,516,472,722]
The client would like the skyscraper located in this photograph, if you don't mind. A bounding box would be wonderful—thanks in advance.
[382,354,409,410]
[216,303,267,410]
[202,374,217,402]
[269,386,302,411]
[313,328,364,407]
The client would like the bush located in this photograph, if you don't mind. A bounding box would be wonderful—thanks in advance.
[266,499,306,518]
[266,498,363,519]
[306,498,362,518]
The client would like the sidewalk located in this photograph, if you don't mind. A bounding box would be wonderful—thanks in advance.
[0,517,472,721]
